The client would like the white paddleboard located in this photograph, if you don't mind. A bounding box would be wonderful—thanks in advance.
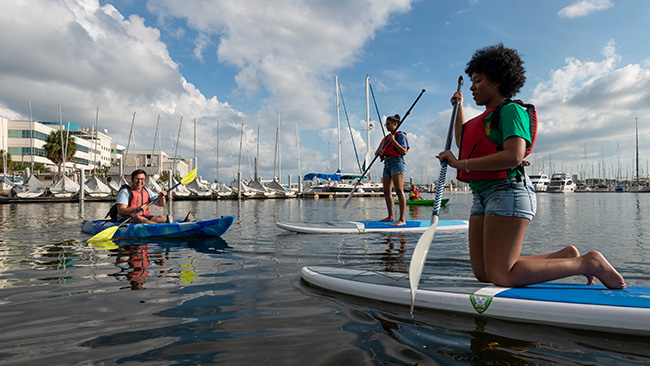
[301,266,650,335]
[277,219,468,234]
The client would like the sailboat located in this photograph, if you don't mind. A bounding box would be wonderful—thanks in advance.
[50,174,80,197]
[11,172,47,198]
[186,176,212,196]
[84,175,112,197]
[265,177,296,197]
[630,117,650,192]
[0,178,13,196]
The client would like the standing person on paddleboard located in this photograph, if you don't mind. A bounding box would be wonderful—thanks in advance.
[115,169,169,224]
[376,114,409,226]
[436,44,626,289]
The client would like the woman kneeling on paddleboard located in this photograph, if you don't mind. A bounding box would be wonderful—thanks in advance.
[436,44,626,289]
[376,114,410,226]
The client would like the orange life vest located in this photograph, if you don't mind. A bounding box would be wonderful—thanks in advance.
[380,131,408,161]
[127,186,151,216]
[457,100,537,183]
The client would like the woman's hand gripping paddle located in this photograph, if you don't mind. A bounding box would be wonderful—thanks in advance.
[87,168,198,243]
[408,76,463,314]
[342,89,425,209]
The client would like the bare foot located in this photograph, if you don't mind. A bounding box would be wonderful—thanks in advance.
[379,217,394,222]
[391,220,406,226]
[582,251,626,289]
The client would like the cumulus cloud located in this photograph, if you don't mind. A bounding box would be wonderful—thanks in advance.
[0,0,256,181]
[147,0,412,133]
[530,41,650,166]
[558,0,613,19]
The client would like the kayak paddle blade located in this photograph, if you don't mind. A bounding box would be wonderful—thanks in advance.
[181,168,198,185]
[87,225,120,244]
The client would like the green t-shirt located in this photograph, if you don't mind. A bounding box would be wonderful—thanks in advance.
[468,102,531,193]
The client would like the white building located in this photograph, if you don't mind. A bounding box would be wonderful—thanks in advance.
[1,116,188,180]
[0,117,112,173]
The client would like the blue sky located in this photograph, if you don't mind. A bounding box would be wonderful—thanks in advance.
[1,0,649,184]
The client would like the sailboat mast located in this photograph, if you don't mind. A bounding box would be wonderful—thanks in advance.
[365,75,371,178]
[256,124,260,181]
[636,117,639,189]
[193,117,197,171]
[336,76,341,172]
[273,113,279,180]
[216,120,220,182]
[29,100,33,174]
[59,104,65,177]
[93,107,100,174]
[296,124,301,181]
[278,113,282,183]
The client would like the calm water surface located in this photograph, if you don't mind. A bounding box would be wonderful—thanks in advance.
[0,192,649,365]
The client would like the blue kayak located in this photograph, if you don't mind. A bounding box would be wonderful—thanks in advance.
[81,215,235,239]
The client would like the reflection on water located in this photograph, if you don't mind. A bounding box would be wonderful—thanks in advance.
[0,194,649,364]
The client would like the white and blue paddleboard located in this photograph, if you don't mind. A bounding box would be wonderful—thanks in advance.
[301,266,650,335]
[277,219,468,234]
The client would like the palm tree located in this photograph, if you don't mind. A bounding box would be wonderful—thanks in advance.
[43,130,77,176]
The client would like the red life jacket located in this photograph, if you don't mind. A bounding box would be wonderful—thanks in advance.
[457,100,537,183]
[380,131,408,161]
[126,185,151,216]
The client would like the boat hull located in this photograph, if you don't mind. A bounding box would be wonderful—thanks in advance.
[82,215,235,239]
[276,219,468,234]
[301,266,650,335]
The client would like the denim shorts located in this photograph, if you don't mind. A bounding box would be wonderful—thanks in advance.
[383,156,406,177]
[470,177,536,221]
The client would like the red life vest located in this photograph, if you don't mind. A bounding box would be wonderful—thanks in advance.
[457,100,537,183]
[126,185,151,216]
[380,131,408,161]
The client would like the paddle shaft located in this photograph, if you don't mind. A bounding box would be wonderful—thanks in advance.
[409,76,463,314]
[433,77,463,216]
[342,89,425,208]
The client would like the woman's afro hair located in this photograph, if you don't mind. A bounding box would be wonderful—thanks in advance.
[464,43,526,99]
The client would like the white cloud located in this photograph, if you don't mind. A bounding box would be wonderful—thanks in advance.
[530,41,650,169]
[558,0,613,19]
[0,0,247,180]
[147,0,413,134]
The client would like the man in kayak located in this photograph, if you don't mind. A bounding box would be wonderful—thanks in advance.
[116,169,169,224]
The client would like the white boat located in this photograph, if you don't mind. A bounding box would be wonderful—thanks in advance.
[11,174,47,198]
[210,181,233,197]
[547,173,576,193]
[49,175,80,197]
[109,176,129,195]
[528,173,550,192]
[186,176,212,196]
[246,179,276,198]
[84,176,112,197]
[168,176,192,197]
[265,178,297,197]
[229,178,257,198]
[146,176,163,195]
[0,177,14,196]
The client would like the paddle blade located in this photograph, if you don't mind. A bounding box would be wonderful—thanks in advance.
[408,215,439,314]
[87,225,120,244]
[181,168,198,185]
[87,239,119,250]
